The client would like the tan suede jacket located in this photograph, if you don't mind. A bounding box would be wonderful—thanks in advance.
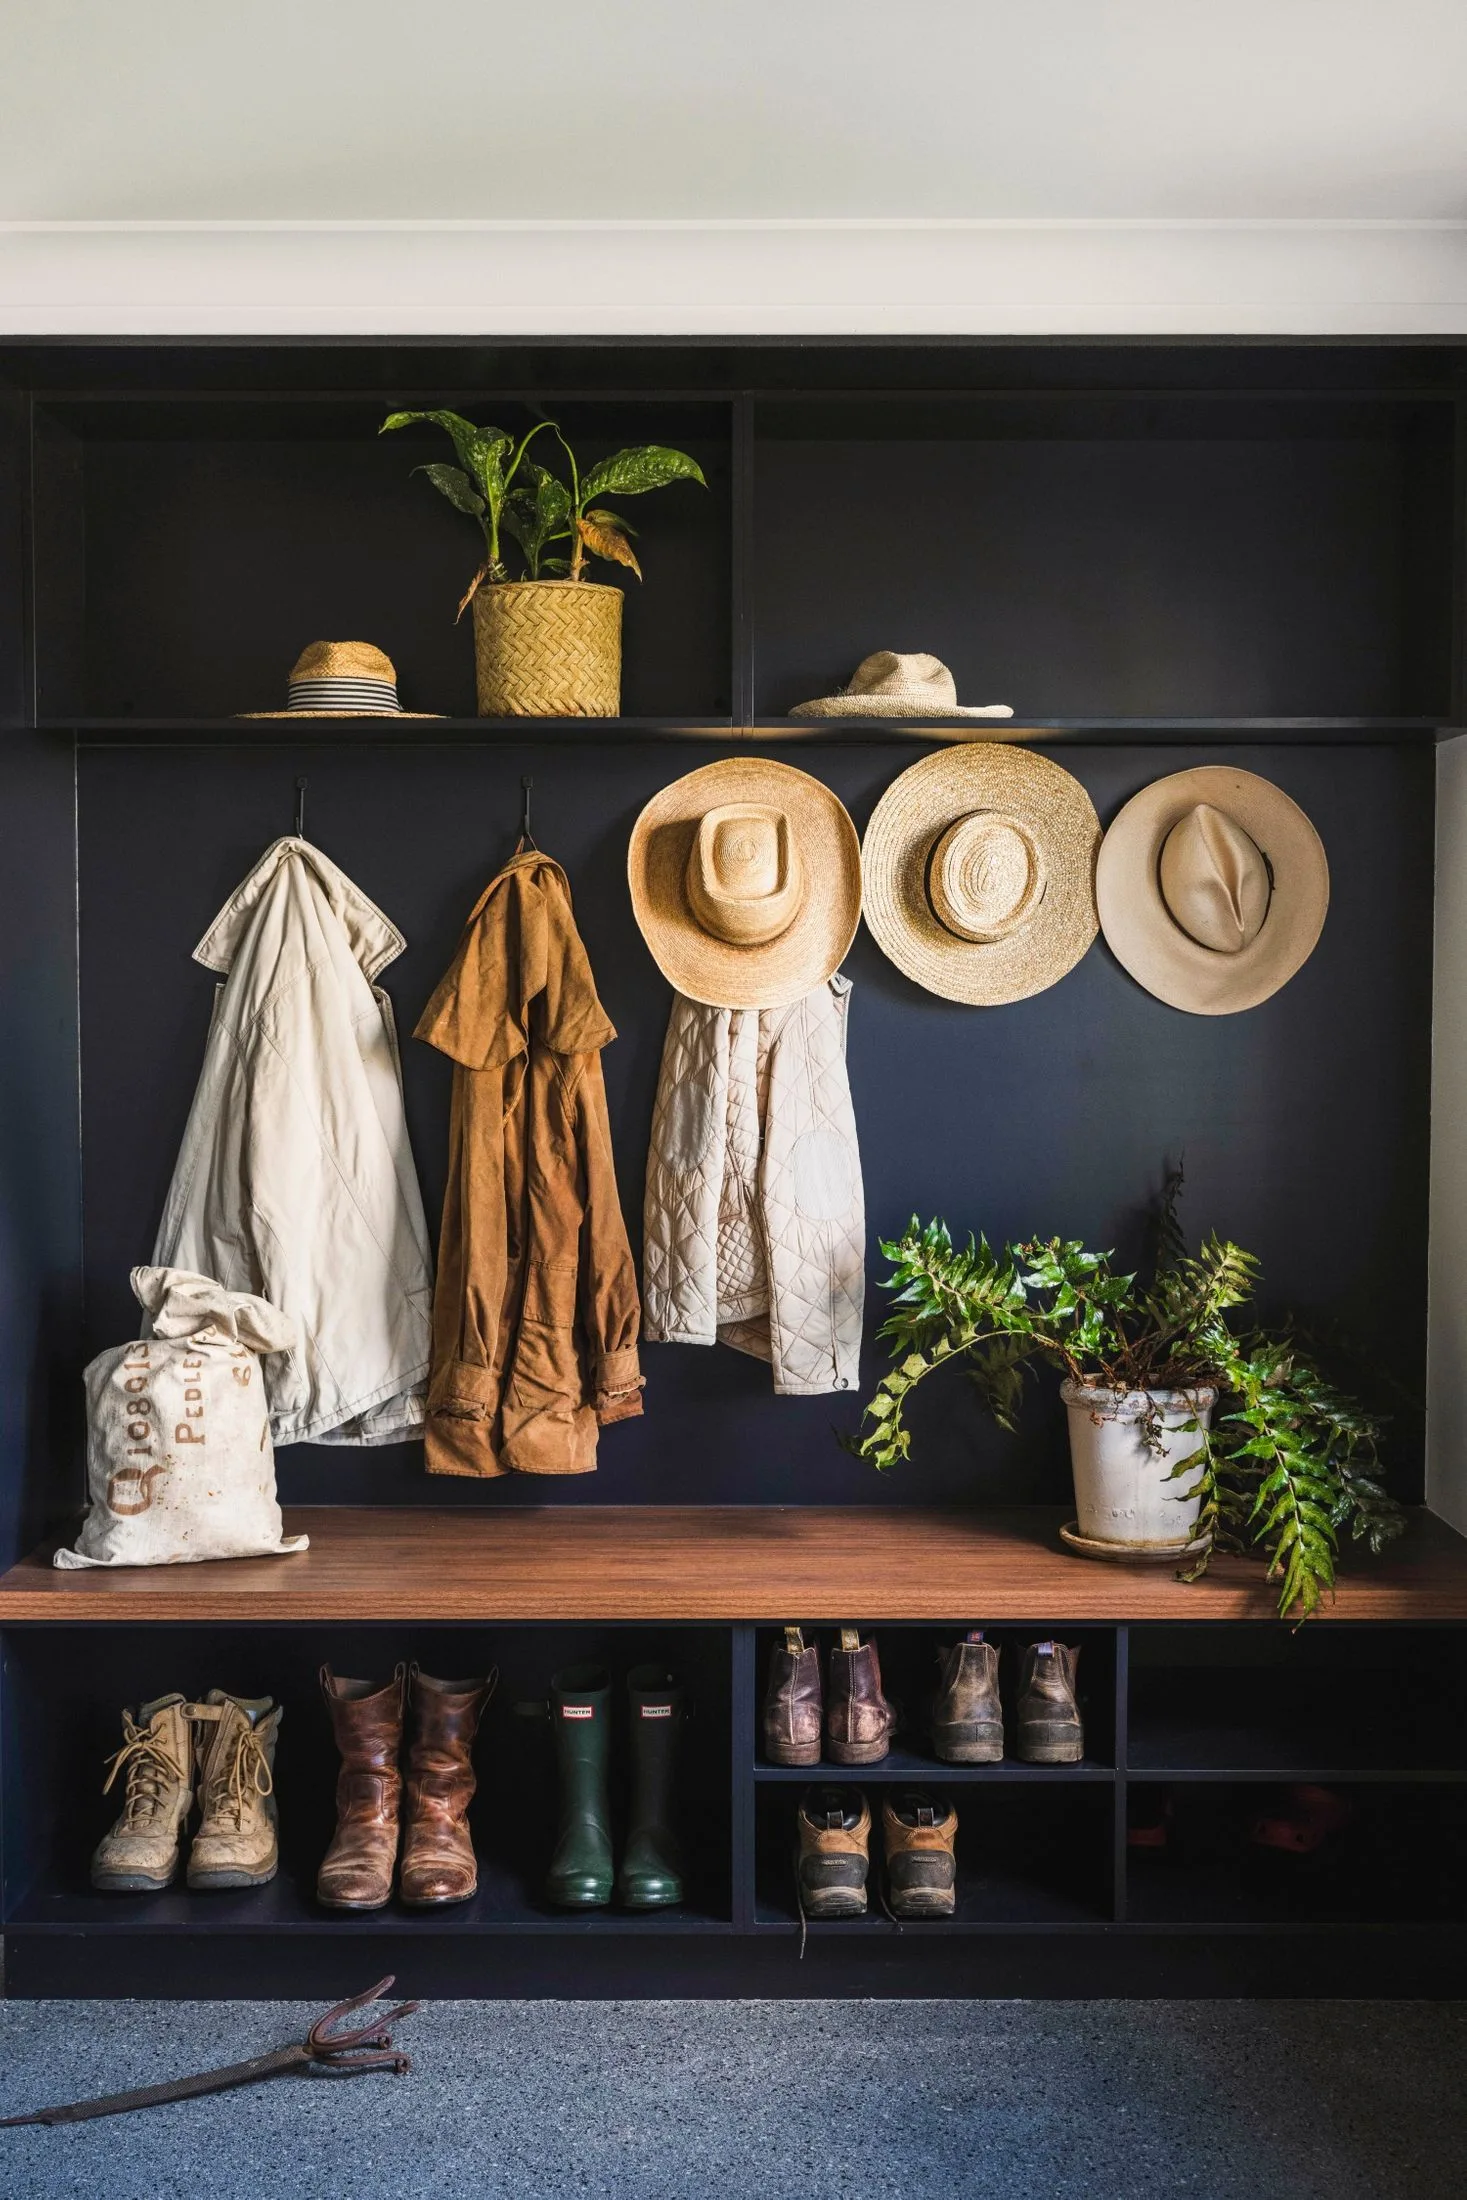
[415,851,644,1477]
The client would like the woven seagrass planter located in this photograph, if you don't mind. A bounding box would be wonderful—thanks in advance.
[471,580,623,717]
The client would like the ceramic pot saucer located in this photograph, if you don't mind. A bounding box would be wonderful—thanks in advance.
[1059,1520,1211,1564]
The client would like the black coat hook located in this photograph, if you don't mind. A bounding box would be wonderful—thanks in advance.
[294,777,308,839]
[518,775,538,851]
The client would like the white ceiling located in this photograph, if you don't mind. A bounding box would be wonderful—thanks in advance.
[3,0,1465,223]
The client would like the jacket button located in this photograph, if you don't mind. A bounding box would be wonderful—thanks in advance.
[835,1377,849,1389]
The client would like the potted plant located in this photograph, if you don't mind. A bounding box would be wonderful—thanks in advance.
[850,1180,1403,1617]
[380,409,706,717]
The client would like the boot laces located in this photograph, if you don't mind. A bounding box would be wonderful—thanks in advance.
[101,1719,179,1829]
[205,1721,274,1830]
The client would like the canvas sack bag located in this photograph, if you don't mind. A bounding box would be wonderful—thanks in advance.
[56,1267,310,1570]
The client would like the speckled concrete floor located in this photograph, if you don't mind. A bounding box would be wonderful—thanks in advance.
[0,1999,1463,2200]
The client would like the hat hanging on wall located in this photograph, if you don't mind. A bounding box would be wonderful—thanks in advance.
[1096,766,1328,1016]
[628,757,862,1009]
[790,651,1014,722]
[240,640,441,718]
[861,746,1100,1006]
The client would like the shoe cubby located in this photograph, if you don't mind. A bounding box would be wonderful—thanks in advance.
[1124,1780,1467,1927]
[750,1624,1117,1778]
[0,1623,732,1934]
[1127,1624,1467,1775]
[752,1780,1116,1935]
[5,336,1467,1998]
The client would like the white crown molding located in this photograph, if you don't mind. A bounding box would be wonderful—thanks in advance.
[1,218,1466,337]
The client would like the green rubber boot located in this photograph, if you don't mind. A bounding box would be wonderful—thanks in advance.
[546,1663,614,1909]
[617,1664,686,1910]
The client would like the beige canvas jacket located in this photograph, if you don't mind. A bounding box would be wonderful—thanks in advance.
[642,978,865,1396]
[152,837,434,1446]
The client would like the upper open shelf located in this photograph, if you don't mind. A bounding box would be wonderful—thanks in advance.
[3,1506,1464,1623]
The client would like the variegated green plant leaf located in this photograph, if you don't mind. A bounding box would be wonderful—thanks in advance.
[413,463,485,518]
[578,445,707,502]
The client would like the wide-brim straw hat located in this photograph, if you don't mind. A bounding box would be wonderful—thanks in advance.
[628,758,862,1009]
[862,746,1100,1005]
[791,650,1014,721]
[240,640,441,717]
[1096,766,1328,1015]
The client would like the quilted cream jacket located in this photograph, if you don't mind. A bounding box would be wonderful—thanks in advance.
[642,978,864,1396]
[152,837,434,1448]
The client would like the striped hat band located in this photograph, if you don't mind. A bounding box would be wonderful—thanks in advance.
[286,675,401,713]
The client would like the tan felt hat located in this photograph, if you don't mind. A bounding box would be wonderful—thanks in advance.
[240,640,441,717]
[1096,766,1328,1016]
[791,651,1014,722]
[862,746,1100,1005]
[628,758,861,1009]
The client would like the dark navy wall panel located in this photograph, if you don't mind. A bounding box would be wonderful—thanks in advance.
[75,735,1432,1513]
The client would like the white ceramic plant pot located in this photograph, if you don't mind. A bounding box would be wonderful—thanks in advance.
[1060,1381,1216,1548]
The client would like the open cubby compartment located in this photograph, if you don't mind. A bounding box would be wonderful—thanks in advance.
[751,1623,1117,1775]
[753,1777,1116,1933]
[29,395,734,724]
[1124,1779,1467,1927]
[750,394,1456,723]
[0,1623,733,1933]
[1127,1624,1467,1774]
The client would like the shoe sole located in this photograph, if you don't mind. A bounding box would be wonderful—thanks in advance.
[547,1889,613,1909]
[825,1739,891,1765]
[399,1888,477,1908]
[91,1871,177,1894]
[931,1724,1004,1764]
[800,1888,868,1919]
[317,1891,393,1911]
[764,1741,822,1766]
[186,1862,278,1891]
[621,1890,686,1910]
[1017,1728,1084,1764]
[888,1889,956,1920]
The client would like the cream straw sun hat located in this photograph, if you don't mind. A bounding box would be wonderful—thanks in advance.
[241,640,441,717]
[861,746,1100,1005]
[1096,766,1328,1015]
[628,758,862,1010]
[791,651,1014,722]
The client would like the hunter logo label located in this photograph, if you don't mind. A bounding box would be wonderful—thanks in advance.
[561,1704,594,1719]
[640,1704,673,1718]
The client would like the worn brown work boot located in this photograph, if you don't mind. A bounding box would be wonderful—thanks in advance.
[796,1787,871,1922]
[186,1692,282,1890]
[1015,1641,1084,1764]
[317,1665,405,1911]
[762,1626,823,1766]
[930,1631,1004,1764]
[91,1695,194,1893]
[882,1790,959,1919]
[399,1666,495,1907]
[826,1629,895,1765]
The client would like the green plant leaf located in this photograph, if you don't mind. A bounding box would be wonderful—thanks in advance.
[578,445,707,502]
[413,463,485,518]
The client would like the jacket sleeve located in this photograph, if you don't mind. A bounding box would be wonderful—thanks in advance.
[575,1053,645,1423]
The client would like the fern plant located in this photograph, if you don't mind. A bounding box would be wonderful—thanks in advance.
[852,1180,1403,1619]
[380,409,705,615]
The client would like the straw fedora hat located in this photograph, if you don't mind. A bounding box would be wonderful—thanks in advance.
[791,651,1014,722]
[240,640,441,717]
[1096,766,1328,1016]
[628,758,861,1009]
[861,747,1100,1005]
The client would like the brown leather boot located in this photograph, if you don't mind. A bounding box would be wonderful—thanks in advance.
[317,1664,405,1911]
[762,1626,823,1766]
[826,1629,895,1766]
[399,1666,494,1907]
[930,1631,1003,1764]
[1015,1641,1084,1764]
[883,1789,959,1919]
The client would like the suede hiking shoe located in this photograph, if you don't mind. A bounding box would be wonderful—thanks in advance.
[186,1692,281,1890]
[91,1695,194,1893]
[795,1786,872,1923]
[883,1789,959,1919]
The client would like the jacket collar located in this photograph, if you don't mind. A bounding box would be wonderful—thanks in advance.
[415,848,616,1069]
[193,837,407,981]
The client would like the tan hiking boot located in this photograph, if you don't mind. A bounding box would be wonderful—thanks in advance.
[91,1695,195,1892]
[883,1790,959,1919]
[795,1787,872,1921]
[186,1692,281,1890]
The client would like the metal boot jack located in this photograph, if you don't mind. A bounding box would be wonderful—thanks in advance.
[0,1976,418,2128]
